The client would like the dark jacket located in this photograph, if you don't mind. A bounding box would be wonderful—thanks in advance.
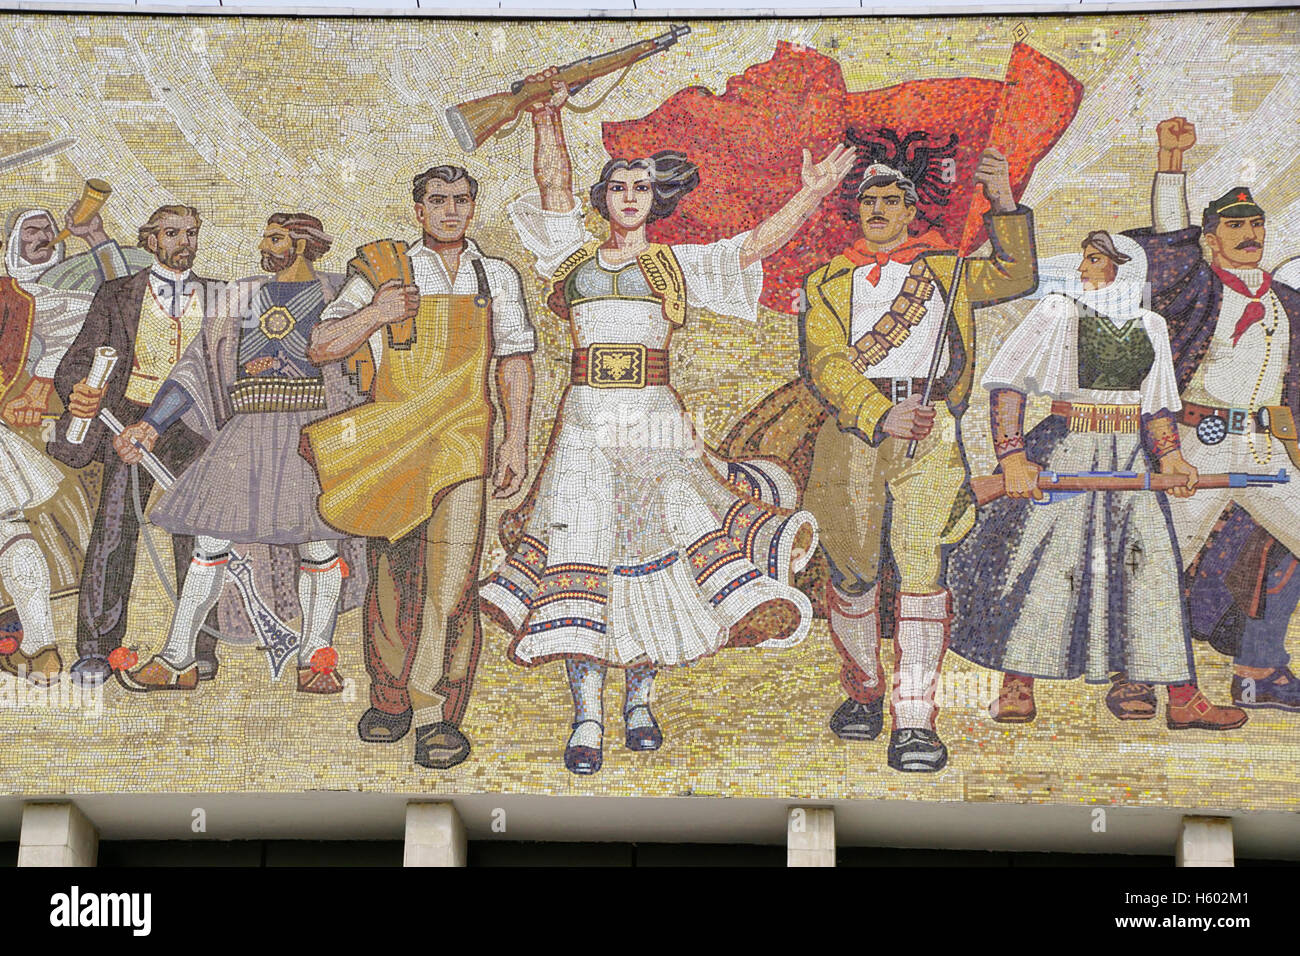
[47,268,219,469]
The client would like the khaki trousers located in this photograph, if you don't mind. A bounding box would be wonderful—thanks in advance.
[804,405,973,595]
[364,478,486,728]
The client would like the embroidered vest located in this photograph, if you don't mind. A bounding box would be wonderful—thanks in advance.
[1077,305,1155,391]
[126,283,204,405]
[547,241,686,326]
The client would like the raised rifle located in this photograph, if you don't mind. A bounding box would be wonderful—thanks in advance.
[970,468,1290,507]
[445,25,691,153]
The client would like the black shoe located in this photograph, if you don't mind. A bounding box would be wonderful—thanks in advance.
[624,704,662,751]
[357,707,412,743]
[564,719,604,775]
[887,728,948,773]
[413,721,471,770]
[69,655,112,689]
[829,697,883,741]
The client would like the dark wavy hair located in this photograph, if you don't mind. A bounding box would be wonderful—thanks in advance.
[589,151,699,224]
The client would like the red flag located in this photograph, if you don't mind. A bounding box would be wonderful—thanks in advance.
[602,41,1083,313]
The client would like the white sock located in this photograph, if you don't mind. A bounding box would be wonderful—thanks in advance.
[297,542,343,665]
[0,525,54,655]
[160,536,229,668]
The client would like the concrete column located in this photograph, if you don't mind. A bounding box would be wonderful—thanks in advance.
[18,802,98,867]
[404,801,466,867]
[1176,815,1234,867]
[787,806,835,867]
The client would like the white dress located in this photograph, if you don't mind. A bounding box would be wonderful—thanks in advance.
[480,193,817,668]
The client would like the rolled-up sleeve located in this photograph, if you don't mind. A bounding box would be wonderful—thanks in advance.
[29,286,93,379]
[486,259,536,357]
[507,191,591,279]
[672,231,765,322]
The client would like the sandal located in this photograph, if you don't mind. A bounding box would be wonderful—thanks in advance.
[624,703,663,751]
[564,719,604,775]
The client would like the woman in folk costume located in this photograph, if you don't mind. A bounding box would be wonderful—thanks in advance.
[481,71,854,774]
[948,231,1246,730]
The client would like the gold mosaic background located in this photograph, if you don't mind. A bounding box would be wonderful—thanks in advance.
[1,10,1298,810]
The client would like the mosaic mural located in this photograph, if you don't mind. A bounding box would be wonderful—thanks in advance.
[0,10,1297,811]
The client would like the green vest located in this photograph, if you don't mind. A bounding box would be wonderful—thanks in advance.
[1077,305,1155,391]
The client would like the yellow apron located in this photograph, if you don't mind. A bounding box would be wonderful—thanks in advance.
[305,286,493,542]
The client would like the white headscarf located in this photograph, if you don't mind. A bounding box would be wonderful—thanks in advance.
[4,209,64,285]
[1032,233,1151,325]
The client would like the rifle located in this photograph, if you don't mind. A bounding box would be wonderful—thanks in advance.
[445,25,691,153]
[970,468,1290,507]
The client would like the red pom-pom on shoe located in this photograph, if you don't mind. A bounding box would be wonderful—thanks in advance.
[309,647,338,674]
[0,636,17,655]
[108,646,138,671]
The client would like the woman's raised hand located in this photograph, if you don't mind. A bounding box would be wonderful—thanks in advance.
[800,143,857,200]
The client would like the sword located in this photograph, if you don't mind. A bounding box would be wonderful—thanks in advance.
[98,408,302,678]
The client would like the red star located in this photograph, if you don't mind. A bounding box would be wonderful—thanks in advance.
[1237,192,1249,201]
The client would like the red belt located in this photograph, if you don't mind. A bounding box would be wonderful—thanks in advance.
[571,345,669,388]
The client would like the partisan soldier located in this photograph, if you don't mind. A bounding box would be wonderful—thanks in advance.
[113,213,351,693]
[801,153,1037,772]
[949,229,1245,731]
[49,205,221,688]
[1123,117,1300,713]
[304,165,536,769]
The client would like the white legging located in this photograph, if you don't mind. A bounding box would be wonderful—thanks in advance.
[159,536,343,669]
[0,513,53,655]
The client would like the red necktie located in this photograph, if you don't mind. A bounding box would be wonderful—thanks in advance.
[1214,266,1273,345]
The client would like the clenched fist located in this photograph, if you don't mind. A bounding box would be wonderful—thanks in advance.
[2,377,52,429]
[370,279,420,327]
[881,394,936,442]
[113,420,158,465]
[1157,117,1196,173]
[68,378,105,419]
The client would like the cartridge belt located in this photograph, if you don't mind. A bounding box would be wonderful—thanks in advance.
[1050,400,1142,434]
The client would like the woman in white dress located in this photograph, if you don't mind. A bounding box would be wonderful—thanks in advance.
[480,71,854,774]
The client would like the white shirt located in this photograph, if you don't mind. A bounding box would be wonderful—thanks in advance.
[982,293,1181,414]
[147,263,200,319]
[848,259,948,378]
[322,238,536,370]
[506,191,764,323]
[1153,173,1287,408]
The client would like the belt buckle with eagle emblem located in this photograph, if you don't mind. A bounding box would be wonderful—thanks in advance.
[587,343,646,389]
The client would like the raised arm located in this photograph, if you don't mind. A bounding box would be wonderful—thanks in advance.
[526,69,575,213]
[1152,117,1195,234]
[738,145,856,271]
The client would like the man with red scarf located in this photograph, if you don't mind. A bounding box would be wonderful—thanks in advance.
[1123,117,1300,715]
[801,153,1037,772]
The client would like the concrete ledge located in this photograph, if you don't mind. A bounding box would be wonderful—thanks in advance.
[0,793,1294,859]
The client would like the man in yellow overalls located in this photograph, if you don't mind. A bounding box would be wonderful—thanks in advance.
[305,166,535,770]
[801,153,1037,772]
